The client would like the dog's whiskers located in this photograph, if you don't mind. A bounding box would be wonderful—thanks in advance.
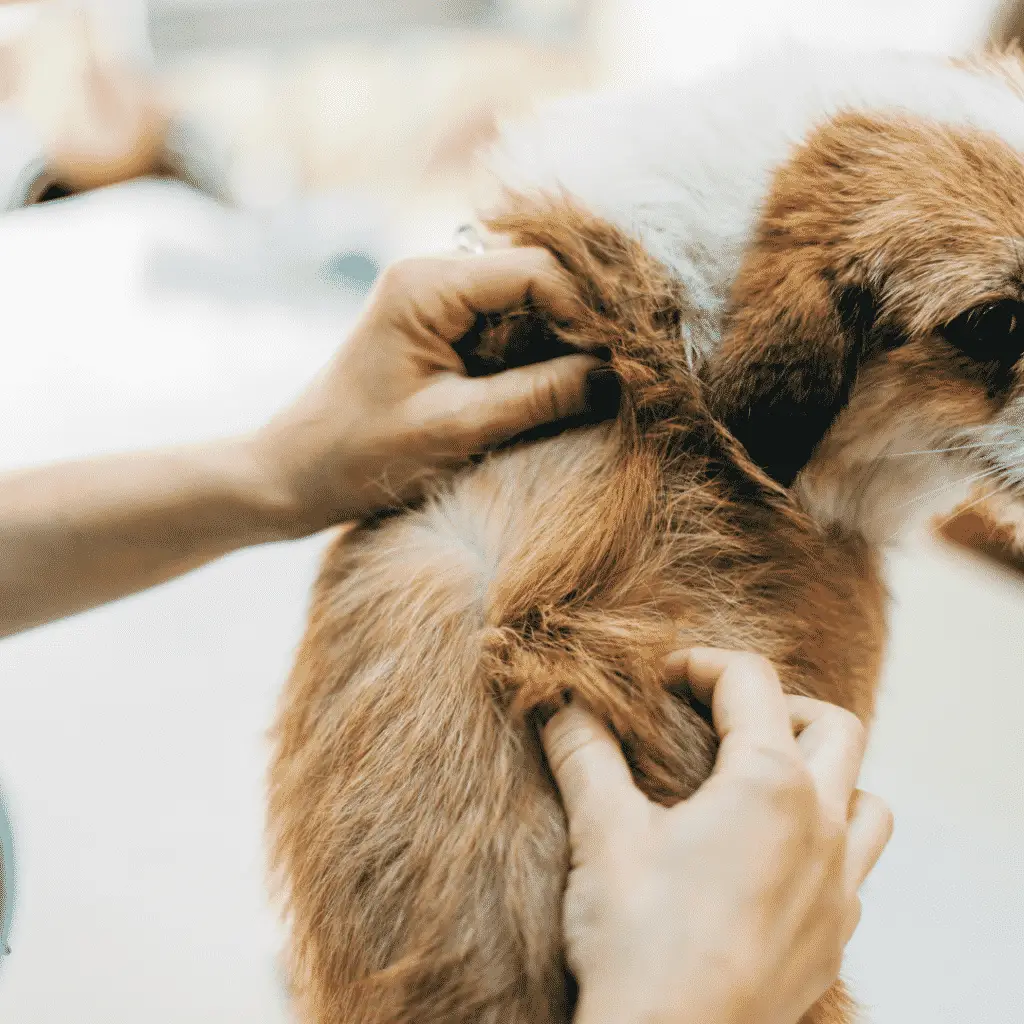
[882,438,1021,458]
[891,463,1005,515]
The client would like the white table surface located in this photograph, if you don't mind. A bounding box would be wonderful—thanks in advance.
[0,181,361,1023]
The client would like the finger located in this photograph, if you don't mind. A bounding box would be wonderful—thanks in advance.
[841,896,863,947]
[680,648,799,765]
[379,249,583,342]
[662,648,692,687]
[787,695,868,812]
[541,700,642,859]
[844,789,894,891]
[445,247,583,326]
[458,353,602,447]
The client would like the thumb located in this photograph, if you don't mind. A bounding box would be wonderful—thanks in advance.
[462,353,603,447]
[541,700,643,860]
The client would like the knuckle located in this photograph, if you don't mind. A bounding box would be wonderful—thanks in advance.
[831,706,867,749]
[862,790,895,834]
[741,743,813,797]
[540,367,565,422]
[378,257,429,295]
[732,651,778,683]
[860,794,896,859]
[879,800,896,840]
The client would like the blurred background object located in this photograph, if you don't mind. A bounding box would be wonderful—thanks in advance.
[6,7,168,195]
[149,0,596,286]
[0,0,599,287]
[147,0,594,206]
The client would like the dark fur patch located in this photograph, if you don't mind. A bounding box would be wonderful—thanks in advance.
[706,268,870,488]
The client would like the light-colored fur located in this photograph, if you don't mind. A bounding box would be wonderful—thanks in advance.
[270,43,1024,1024]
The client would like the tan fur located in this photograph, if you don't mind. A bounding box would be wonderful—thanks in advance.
[269,108,1024,1024]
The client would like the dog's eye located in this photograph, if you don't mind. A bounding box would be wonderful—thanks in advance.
[941,299,1024,372]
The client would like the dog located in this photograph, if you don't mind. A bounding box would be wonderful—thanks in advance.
[268,41,1024,1024]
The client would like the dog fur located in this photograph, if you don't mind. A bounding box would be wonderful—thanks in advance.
[269,43,1024,1024]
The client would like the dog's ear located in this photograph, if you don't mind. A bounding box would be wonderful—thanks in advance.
[705,259,878,488]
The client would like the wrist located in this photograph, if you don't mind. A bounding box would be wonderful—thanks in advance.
[201,434,313,545]
[231,426,351,541]
[574,980,745,1024]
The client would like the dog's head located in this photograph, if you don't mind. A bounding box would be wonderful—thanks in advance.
[705,107,1024,539]
[486,51,1024,541]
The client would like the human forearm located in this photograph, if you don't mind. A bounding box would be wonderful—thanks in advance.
[0,436,289,638]
[0,249,595,639]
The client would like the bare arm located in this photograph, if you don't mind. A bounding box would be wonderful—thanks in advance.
[0,440,286,638]
[0,248,597,639]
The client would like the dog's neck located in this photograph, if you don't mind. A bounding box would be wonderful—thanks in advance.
[791,404,976,545]
[795,448,970,545]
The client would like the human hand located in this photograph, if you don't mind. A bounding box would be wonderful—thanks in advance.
[11,10,167,192]
[541,648,894,1024]
[250,247,602,534]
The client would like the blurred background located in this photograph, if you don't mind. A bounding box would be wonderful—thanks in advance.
[0,1,1022,1022]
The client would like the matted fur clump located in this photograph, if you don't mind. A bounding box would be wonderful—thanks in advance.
[270,42,1024,1024]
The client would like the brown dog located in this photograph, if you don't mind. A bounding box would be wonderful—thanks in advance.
[269,43,1024,1024]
